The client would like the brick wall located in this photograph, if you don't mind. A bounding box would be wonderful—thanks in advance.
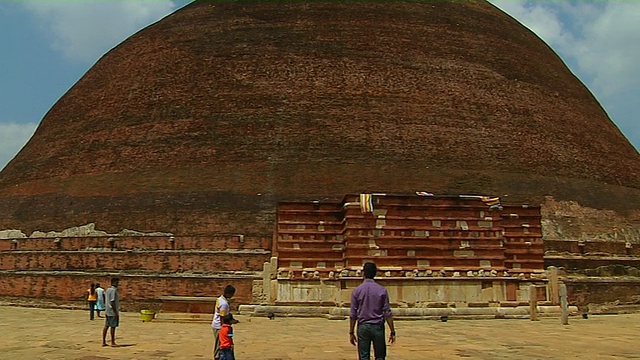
[0,235,271,252]
[545,239,639,256]
[565,279,640,307]
[276,194,544,277]
[0,251,269,272]
[0,233,268,307]
[1,1,640,245]
[0,271,255,308]
[544,239,640,272]
[545,257,640,271]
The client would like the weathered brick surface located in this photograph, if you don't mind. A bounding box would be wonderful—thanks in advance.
[545,257,640,271]
[0,271,255,305]
[0,235,270,252]
[0,1,638,239]
[565,279,640,308]
[276,194,544,276]
[0,250,269,272]
[545,240,640,257]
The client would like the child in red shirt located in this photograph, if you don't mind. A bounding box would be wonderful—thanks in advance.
[218,313,235,360]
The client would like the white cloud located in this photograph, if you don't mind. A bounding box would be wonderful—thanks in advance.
[489,1,640,98]
[489,1,574,50]
[489,0,640,150]
[21,0,177,63]
[0,122,38,171]
[571,2,640,97]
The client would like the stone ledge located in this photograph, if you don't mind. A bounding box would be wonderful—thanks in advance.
[157,296,217,302]
[239,304,580,320]
[0,270,262,278]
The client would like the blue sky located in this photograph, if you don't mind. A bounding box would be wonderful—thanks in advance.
[0,1,638,171]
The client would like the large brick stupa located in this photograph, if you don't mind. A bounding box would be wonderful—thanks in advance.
[1,1,639,240]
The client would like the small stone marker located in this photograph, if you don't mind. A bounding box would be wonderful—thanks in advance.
[529,285,538,321]
[547,266,559,305]
[560,283,569,325]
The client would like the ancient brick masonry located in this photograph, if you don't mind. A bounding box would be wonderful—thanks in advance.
[1,0,640,312]
[260,193,548,306]
[0,235,271,310]
[268,194,640,308]
[0,1,639,242]
[1,197,640,311]
[275,194,544,279]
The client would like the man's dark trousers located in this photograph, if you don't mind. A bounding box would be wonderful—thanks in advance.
[357,322,386,360]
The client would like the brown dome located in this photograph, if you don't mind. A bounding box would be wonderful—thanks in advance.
[1,1,639,237]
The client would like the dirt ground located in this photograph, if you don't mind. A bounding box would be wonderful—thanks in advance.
[0,305,638,360]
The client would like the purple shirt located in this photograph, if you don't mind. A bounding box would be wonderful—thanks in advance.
[350,279,392,324]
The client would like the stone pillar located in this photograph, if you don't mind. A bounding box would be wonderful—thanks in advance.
[262,262,271,305]
[547,266,559,305]
[269,279,278,305]
[529,285,538,321]
[559,283,569,325]
[261,257,279,305]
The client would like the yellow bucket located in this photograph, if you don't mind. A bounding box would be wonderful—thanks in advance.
[140,309,155,322]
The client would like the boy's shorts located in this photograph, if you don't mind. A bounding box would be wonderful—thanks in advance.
[105,316,119,328]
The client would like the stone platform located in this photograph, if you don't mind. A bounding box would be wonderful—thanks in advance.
[239,304,578,320]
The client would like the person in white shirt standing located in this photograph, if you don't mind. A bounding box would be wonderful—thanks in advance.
[102,277,120,347]
[95,283,105,318]
[212,285,239,360]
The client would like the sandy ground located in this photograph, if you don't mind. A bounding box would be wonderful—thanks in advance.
[0,306,639,360]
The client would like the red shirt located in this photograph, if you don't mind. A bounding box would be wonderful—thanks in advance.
[219,324,234,349]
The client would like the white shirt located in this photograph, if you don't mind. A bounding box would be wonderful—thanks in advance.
[211,295,229,330]
[95,287,105,306]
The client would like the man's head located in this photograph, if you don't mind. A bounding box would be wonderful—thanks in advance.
[363,262,377,279]
[96,283,101,288]
[222,313,235,325]
[223,285,236,298]
[110,277,120,287]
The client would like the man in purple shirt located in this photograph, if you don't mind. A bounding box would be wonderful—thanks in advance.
[349,262,396,360]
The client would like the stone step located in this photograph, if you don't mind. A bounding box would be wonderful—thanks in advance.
[239,304,581,320]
